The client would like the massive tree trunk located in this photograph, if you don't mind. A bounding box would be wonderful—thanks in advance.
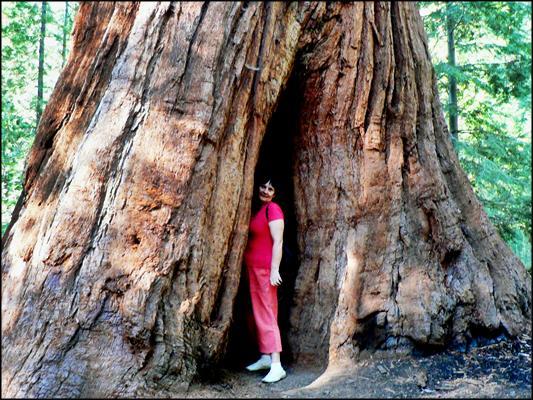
[2,2,530,397]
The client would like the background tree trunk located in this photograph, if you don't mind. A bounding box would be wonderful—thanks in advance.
[446,2,459,144]
[2,2,530,397]
[36,1,46,127]
[61,2,69,68]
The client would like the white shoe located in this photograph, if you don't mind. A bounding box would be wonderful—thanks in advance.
[262,362,286,383]
[246,355,271,371]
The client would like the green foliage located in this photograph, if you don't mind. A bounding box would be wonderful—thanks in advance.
[1,2,78,236]
[2,2,40,235]
[419,2,532,269]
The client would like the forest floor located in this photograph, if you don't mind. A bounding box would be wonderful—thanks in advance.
[159,333,531,399]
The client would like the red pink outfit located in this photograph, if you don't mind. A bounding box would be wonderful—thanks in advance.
[244,201,284,354]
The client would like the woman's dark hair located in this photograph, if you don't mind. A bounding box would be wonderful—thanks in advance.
[256,173,280,191]
[251,173,281,213]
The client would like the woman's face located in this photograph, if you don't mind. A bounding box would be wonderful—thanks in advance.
[258,180,275,203]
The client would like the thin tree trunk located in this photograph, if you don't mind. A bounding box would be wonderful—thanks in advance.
[61,2,69,67]
[2,2,530,398]
[36,1,46,127]
[446,2,459,144]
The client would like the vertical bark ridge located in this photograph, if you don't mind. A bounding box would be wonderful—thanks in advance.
[201,1,265,331]
[176,2,209,88]
[198,3,269,318]
[328,1,396,365]
[383,1,411,351]
[290,3,367,363]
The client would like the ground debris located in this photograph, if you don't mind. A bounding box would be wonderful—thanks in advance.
[162,334,531,398]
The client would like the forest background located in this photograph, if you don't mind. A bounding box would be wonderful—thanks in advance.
[1,1,531,270]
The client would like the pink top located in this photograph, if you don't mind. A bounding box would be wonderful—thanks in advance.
[244,201,284,269]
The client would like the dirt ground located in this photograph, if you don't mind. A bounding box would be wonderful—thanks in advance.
[157,333,531,399]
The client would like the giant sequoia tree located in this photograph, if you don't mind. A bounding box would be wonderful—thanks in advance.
[2,2,531,398]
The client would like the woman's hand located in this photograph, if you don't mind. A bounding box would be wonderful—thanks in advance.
[270,269,282,286]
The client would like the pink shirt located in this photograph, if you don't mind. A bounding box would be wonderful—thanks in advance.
[244,202,284,269]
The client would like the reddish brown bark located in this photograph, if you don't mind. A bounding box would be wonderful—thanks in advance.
[287,3,531,370]
[2,2,530,397]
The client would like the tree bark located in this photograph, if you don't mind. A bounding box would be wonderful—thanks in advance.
[2,2,530,397]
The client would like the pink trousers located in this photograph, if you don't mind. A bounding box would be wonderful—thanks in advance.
[246,265,282,354]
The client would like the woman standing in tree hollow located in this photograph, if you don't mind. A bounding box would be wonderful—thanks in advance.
[243,175,286,383]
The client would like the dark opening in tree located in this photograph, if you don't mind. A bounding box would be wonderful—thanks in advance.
[224,67,303,369]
